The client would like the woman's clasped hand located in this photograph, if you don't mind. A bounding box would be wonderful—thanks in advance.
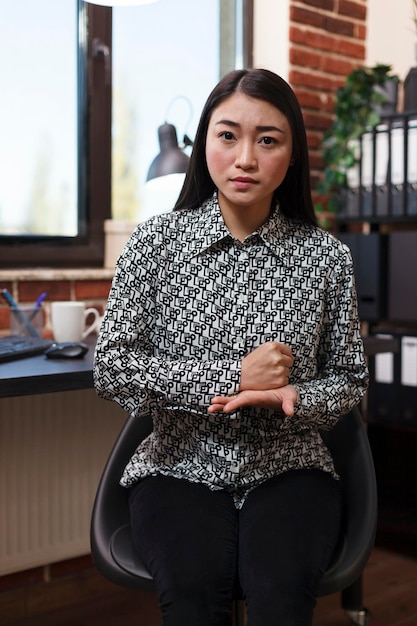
[209,341,298,416]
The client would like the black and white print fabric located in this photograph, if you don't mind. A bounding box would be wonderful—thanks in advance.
[94,194,369,508]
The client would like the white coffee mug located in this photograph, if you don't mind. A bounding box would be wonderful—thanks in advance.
[51,301,100,343]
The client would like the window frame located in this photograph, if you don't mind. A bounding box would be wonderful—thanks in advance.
[0,2,112,268]
[242,0,254,69]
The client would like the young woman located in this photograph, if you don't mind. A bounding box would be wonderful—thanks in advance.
[94,68,369,626]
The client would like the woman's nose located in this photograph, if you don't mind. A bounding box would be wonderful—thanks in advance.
[235,141,257,169]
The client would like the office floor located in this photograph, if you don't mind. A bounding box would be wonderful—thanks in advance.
[2,547,417,626]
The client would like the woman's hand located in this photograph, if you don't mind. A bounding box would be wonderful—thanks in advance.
[240,341,293,391]
[208,342,296,416]
[208,385,298,417]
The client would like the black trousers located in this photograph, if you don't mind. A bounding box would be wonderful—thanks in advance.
[129,469,341,626]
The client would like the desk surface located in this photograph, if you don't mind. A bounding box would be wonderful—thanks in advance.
[0,336,95,398]
[0,335,398,399]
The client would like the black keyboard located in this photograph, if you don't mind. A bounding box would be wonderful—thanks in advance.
[0,335,53,363]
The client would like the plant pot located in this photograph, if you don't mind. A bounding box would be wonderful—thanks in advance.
[373,77,399,116]
[404,66,417,112]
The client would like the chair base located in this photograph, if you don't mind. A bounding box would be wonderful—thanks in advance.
[347,608,371,626]
[231,601,372,626]
[233,600,245,626]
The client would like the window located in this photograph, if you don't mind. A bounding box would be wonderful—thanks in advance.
[1,2,78,238]
[0,1,111,268]
[0,0,252,268]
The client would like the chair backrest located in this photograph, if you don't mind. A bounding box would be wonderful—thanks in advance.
[90,413,154,590]
[90,407,377,596]
[319,407,377,595]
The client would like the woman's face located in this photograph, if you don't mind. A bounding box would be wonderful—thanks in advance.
[205,92,293,216]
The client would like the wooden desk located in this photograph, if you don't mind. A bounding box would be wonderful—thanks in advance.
[0,335,127,577]
[0,336,95,398]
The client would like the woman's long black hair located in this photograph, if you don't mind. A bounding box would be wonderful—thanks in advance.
[174,68,317,226]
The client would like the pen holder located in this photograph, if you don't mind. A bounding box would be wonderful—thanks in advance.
[10,305,44,338]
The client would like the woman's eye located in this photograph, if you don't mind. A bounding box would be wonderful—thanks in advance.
[260,136,276,145]
[220,131,235,141]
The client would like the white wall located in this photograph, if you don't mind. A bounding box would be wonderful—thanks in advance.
[253,0,290,78]
[366,0,416,82]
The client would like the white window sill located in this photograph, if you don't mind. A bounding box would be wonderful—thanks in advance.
[0,268,115,281]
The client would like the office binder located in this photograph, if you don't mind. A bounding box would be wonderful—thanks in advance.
[339,233,388,322]
[368,330,417,427]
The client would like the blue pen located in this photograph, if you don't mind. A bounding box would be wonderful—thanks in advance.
[28,292,47,322]
[0,289,40,338]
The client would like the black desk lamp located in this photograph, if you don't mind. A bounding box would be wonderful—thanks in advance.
[141,121,192,220]
[146,123,191,182]
[141,124,191,220]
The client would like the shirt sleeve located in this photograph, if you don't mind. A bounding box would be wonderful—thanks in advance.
[288,242,369,432]
[93,223,241,417]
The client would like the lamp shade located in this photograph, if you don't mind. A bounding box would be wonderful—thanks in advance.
[146,123,190,182]
[142,173,186,220]
[85,0,158,6]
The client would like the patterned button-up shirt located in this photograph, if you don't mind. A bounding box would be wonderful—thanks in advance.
[94,194,369,508]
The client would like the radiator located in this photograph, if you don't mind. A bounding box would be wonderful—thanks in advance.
[0,389,126,576]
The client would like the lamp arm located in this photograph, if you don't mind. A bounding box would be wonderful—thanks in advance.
[164,95,194,144]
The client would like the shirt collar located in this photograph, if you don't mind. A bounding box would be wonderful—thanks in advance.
[184,194,232,259]
[257,204,292,263]
[184,192,293,264]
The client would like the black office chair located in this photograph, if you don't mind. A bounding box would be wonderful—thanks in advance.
[91,407,377,626]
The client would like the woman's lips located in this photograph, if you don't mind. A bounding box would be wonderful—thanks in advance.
[231,177,257,190]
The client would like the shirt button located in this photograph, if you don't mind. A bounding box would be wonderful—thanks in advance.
[234,338,245,349]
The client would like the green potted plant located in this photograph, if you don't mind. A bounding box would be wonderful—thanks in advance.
[315,63,399,217]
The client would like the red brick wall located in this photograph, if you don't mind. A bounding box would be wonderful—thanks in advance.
[0,274,112,337]
[288,0,367,218]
